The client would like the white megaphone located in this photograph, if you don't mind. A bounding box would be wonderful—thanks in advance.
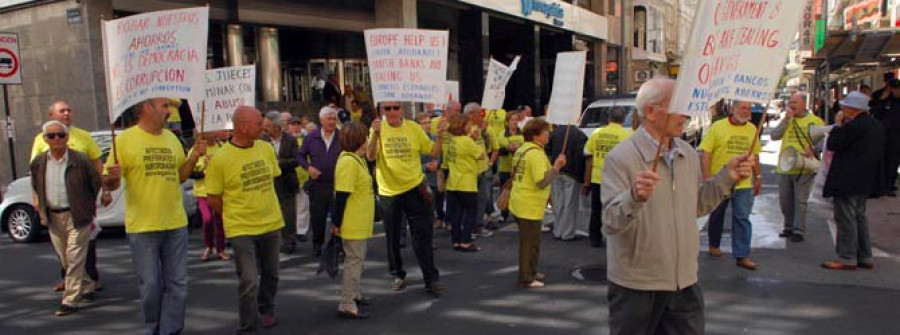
[778,147,820,173]
[808,125,834,143]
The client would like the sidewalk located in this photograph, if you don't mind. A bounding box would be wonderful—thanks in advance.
[866,195,900,257]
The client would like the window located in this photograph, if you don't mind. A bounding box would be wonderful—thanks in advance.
[634,6,647,50]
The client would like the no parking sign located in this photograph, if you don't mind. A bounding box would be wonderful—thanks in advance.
[0,32,22,85]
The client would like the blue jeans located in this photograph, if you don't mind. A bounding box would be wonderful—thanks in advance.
[127,227,189,335]
[707,189,754,258]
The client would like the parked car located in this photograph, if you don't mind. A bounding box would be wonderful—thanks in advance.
[0,131,197,243]
[578,94,710,146]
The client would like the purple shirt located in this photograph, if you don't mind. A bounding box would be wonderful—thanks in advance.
[298,129,341,184]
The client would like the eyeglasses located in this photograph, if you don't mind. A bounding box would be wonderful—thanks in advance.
[382,105,401,111]
[44,132,67,140]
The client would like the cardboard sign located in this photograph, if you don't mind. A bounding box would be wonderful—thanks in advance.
[546,51,586,125]
[671,0,805,116]
[102,7,209,121]
[481,56,521,110]
[194,65,256,132]
[0,32,22,84]
[364,29,449,105]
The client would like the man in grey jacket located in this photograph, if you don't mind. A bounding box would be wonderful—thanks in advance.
[602,78,754,334]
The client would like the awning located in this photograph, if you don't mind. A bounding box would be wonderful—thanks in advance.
[803,29,900,72]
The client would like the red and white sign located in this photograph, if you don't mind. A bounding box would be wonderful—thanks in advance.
[844,0,881,30]
[0,32,23,85]
[364,29,449,105]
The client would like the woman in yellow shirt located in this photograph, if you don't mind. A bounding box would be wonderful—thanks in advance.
[331,122,375,319]
[191,131,231,262]
[445,114,486,252]
[509,119,567,289]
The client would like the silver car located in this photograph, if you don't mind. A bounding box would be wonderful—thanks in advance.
[0,131,197,243]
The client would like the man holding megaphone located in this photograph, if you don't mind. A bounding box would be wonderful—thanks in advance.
[771,93,825,243]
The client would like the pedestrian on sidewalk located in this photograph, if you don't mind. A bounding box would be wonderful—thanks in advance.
[31,120,103,316]
[332,122,375,319]
[870,79,900,197]
[190,131,230,262]
[262,111,301,254]
[585,107,632,248]
[207,106,285,332]
[510,118,567,289]
[445,113,486,252]
[700,100,762,270]
[464,103,499,237]
[104,98,205,334]
[288,117,312,243]
[299,107,342,257]
[367,101,447,296]
[822,91,885,271]
[602,78,753,334]
[432,101,461,231]
[546,120,588,242]
[772,92,825,242]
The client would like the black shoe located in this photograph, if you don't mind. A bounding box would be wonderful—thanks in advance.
[280,245,295,255]
[354,297,373,306]
[297,234,308,242]
[790,234,805,242]
[887,191,897,197]
[337,310,370,320]
[77,291,96,303]
[426,281,447,296]
[55,304,78,316]
[391,277,406,291]
[778,230,793,238]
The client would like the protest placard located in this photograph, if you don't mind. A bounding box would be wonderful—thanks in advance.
[671,0,805,117]
[102,7,209,122]
[546,51,586,125]
[193,65,256,132]
[364,29,449,105]
[481,56,521,110]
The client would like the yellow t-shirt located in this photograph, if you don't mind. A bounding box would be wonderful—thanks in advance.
[190,142,223,198]
[699,118,762,189]
[469,125,494,173]
[109,127,187,233]
[334,152,375,240]
[375,119,434,196]
[446,135,485,192]
[509,142,552,221]
[295,136,310,187]
[498,131,524,173]
[777,113,824,175]
[351,108,363,122]
[31,127,102,162]
[585,123,633,184]
[167,98,182,123]
[485,109,507,140]
[205,140,284,238]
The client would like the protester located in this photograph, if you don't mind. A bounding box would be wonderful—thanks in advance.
[601,78,753,334]
[367,101,447,295]
[870,79,900,197]
[463,103,499,236]
[416,112,442,228]
[31,120,102,316]
[432,101,461,230]
[331,122,375,319]
[822,91,885,270]
[771,92,824,242]
[298,106,342,257]
[497,111,523,222]
[262,111,301,254]
[445,113,486,252]
[30,100,106,293]
[584,107,632,248]
[104,98,206,334]
[190,131,229,261]
[510,118,567,288]
[700,100,762,270]
[288,117,311,242]
[206,106,284,332]
[166,98,183,136]
[546,120,588,241]
[350,100,364,122]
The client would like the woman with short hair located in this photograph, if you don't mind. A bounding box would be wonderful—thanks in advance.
[445,114,486,252]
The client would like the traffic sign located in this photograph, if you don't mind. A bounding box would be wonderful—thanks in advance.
[0,32,22,84]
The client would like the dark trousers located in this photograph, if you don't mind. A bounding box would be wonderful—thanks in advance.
[432,185,445,221]
[310,182,338,250]
[589,183,603,246]
[447,191,477,243]
[279,194,297,250]
[230,230,280,332]
[833,195,873,263]
[885,131,900,192]
[382,186,439,284]
[608,282,705,335]
[59,240,99,281]
[517,217,542,284]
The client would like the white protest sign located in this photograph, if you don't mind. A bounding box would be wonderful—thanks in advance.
[102,7,209,122]
[481,56,521,110]
[194,65,256,132]
[364,29,449,104]
[546,51,586,125]
[0,32,23,85]
[671,0,805,116]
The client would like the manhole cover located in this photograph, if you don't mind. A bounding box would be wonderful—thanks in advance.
[571,265,607,282]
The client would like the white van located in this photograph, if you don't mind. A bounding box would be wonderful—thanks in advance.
[579,94,709,146]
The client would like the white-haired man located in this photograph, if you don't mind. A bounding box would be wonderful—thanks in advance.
[298,106,342,256]
[263,111,301,254]
[602,77,754,334]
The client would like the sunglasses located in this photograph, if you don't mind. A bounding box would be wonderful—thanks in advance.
[44,132,67,140]
[382,105,401,111]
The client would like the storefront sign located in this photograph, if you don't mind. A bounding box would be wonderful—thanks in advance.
[672,0,805,117]
[364,29,449,105]
[547,51,586,125]
[844,0,881,30]
[521,0,564,26]
[481,56,521,110]
[456,0,607,40]
[799,0,814,53]
[193,65,255,132]
[102,7,209,121]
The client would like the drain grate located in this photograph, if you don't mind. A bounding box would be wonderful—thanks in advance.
[571,265,607,282]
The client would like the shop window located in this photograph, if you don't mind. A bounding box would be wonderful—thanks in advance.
[634,6,647,50]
